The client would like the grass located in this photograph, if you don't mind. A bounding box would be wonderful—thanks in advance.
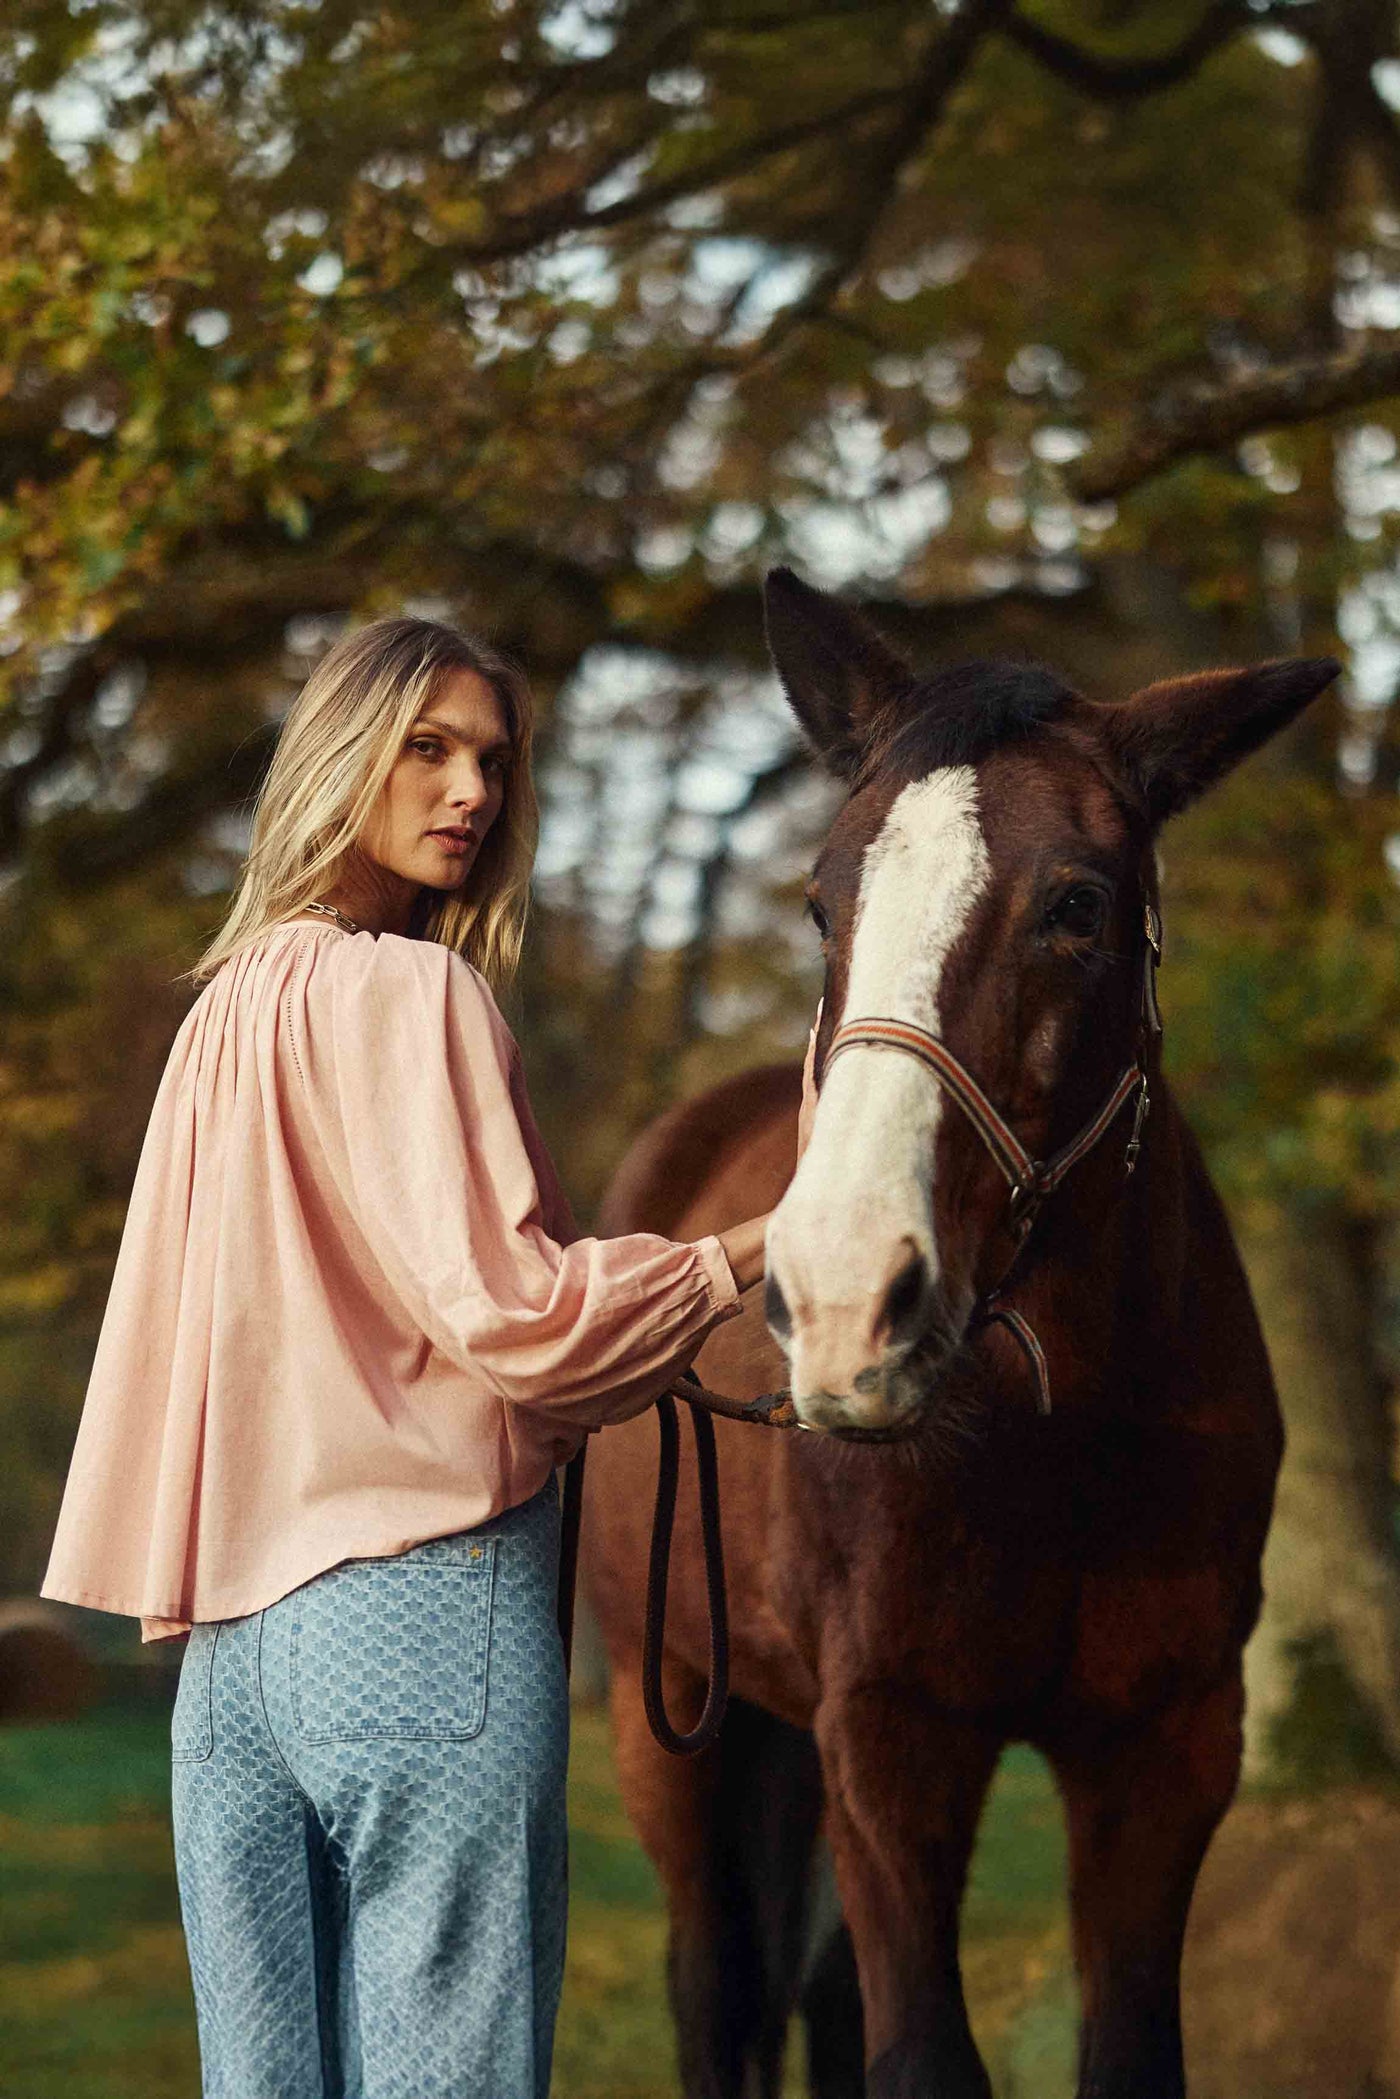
[0,1692,1076,2097]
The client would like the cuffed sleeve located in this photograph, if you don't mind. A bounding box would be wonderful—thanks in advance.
[288,933,743,1429]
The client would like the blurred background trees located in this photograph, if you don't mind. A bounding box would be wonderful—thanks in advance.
[2,0,1399,1780]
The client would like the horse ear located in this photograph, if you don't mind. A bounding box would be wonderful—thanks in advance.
[1102,656,1342,824]
[762,566,916,780]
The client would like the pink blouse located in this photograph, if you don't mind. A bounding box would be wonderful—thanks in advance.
[39,919,743,1644]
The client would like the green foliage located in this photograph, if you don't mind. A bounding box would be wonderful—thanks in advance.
[1163,766,1400,1216]
[0,0,1380,690]
[0,869,211,1591]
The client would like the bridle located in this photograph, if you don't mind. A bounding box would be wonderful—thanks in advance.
[558,879,1166,1755]
[817,885,1164,1414]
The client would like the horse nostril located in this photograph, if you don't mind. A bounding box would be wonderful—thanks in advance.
[764,1267,791,1342]
[877,1246,929,1348]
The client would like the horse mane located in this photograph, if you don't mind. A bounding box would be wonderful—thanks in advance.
[851,659,1077,790]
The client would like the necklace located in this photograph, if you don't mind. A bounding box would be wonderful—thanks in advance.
[300,900,365,935]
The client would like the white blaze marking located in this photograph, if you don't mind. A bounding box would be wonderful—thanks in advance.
[845,765,989,1050]
[771,766,991,1348]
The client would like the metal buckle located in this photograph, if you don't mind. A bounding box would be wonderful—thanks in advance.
[1007,1171,1045,1240]
[1141,902,1164,1037]
[1124,1076,1151,1173]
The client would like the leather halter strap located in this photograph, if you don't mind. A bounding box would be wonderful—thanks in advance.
[821,1020,1147,1235]
[817,893,1165,1411]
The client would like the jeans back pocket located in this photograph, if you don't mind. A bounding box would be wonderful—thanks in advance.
[171,1622,219,1762]
[289,1541,497,1743]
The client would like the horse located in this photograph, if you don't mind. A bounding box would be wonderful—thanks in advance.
[580,563,1340,2099]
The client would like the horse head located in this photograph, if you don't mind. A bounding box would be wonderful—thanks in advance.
[761,563,1340,1439]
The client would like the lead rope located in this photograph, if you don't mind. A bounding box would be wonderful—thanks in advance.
[641,1390,727,1754]
[561,1412,720,1744]
[557,1371,796,1754]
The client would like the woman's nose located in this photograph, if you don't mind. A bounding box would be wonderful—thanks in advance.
[447,761,495,807]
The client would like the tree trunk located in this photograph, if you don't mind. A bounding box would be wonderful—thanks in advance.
[1235,1197,1400,1781]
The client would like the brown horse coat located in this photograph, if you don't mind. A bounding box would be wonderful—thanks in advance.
[582,568,1340,2099]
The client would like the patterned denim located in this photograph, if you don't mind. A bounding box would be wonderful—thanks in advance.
[169,1480,568,2099]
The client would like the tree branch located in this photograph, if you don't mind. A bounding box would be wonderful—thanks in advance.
[1002,0,1298,100]
[34,715,282,885]
[442,87,906,265]
[695,0,1013,371]
[1069,339,1400,502]
[0,646,116,861]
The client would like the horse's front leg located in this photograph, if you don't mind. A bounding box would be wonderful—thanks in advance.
[1050,1670,1245,2099]
[815,1687,1001,2099]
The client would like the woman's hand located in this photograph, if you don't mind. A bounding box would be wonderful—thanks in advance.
[718,1002,823,1287]
[796,997,823,1162]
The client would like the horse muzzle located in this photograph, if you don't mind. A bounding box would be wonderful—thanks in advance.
[780,1277,971,1440]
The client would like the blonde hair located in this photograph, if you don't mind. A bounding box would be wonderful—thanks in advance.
[181,617,540,991]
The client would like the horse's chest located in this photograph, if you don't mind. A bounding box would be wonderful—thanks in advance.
[1056,1418,1273,1720]
[778,1415,1267,1721]
[784,1457,1079,1713]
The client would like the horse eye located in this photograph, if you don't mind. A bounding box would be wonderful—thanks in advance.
[806,897,831,941]
[1047,886,1106,939]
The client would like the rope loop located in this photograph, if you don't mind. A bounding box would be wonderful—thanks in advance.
[641,1390,730,1756]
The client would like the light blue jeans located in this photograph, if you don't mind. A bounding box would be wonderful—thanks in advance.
[170,1481,568,2098]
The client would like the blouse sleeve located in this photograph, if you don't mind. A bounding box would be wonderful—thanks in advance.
[287,933,744,1429]
[505,1037,582,1249]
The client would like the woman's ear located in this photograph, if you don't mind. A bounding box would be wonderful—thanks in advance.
[1096,656,1342,825]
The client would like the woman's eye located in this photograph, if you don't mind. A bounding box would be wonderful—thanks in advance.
[1047,886,1107,939]
[806,898,831,941]
[408,739,508,777]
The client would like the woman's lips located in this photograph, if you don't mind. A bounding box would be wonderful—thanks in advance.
[429,830,476,857]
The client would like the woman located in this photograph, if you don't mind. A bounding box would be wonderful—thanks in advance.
[40,615,821,2099]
